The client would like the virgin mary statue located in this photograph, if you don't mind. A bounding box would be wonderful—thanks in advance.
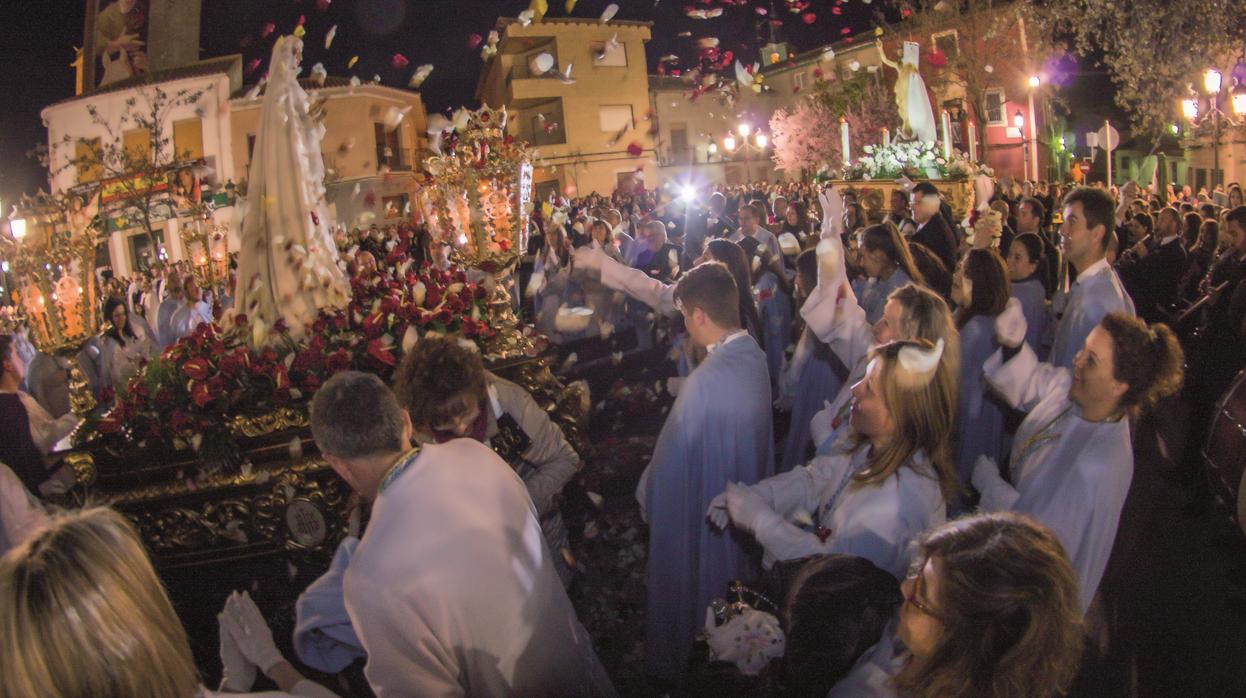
[234,35,349,341]
[877,40,938,145]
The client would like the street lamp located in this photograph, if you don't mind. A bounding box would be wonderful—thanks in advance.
[1014,110,1030,182]
[1183,68,1245,191]
[723,128,770,184]
[753,132,768,148]
[737,122,752,138]
[1028,74,1041,89]
[723,135,737,152]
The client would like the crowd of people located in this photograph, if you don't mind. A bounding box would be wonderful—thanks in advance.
[0,169,1244,697]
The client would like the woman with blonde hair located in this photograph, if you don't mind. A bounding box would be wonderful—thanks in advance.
[0,506,336,698]
[829,512,1085,697]
[709,337,956,578]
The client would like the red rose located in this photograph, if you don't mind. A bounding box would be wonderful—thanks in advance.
[424,288,443,308]
[302,372,323,392]
[218,352,247,377]
[233,313,249,328]
[366,338,396,367]
[436,309,453,325]
[190,381,215,408]
[362,311,385,338]
[325,349,351,372]
[170,409,190,433]
[291,348,324,373]
[183,357,212,381]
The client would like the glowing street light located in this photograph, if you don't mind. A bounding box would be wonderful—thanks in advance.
[753,132,768,148]
[1204,68,1223,95]
[723,134,737,151]
[737,122,752,137]
[707,142,718,155]
[1012,110,1025,130]
[1027,74,1041,89]
[1233,80,1246,116]
[1182,98,1200,121]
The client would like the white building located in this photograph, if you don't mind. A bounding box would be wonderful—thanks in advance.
[42,56,244,277]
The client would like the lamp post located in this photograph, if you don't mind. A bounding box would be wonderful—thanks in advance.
[1014,110,1029,182]
[725,125,769,185]
[1183,68,1246,191]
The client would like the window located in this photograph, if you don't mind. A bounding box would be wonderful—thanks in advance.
[793,72,807,92]
[599,105,634,133]
[530,101,566,146]
[173,119,204,161]
[122,128,151,166]
[593,39,626,67]
[983,89,1006,126]
[931,30,959,61]
[76,138,102,183]
[382,194,409,220]
[669,124,689,164]
[374,122,405,170]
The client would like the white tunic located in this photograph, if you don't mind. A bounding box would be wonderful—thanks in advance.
[799,279,872,455]
[743,446,946,578]
[99,316,159,389]
[169,300,213,344]
[1050,258,1135,369]
[343,439,614,697]
[0,463,48,556]
[972,344,1133,613]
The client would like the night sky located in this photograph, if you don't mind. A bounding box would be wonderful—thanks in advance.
[0,0,885,210]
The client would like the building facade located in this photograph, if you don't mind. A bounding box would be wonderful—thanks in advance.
[476,17,655,200]
[230,79,428,231]
[42,56,245,278]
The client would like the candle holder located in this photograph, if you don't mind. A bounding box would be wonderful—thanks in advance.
[178,204,230,290]
[2,192,103,416]
[423,106,534,273]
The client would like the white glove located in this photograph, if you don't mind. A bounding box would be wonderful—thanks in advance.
[223,591,285,673]
[971,454,1001,492]
[725,482,774,535]
[573,246,605,273]
[809,400,835,449]
[994,297,1027,349]
[706,491,729,530]
[815,237,843,289]
[818,186,845,239]
[218,602,257,693]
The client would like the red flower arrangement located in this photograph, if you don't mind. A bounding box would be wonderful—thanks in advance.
[88,225,494,456]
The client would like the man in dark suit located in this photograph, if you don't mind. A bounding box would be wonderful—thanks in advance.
[909,182,960,273]
[1117,207,1189,324]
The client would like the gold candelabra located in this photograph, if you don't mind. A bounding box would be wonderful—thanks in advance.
[2,193,102,415]
[179,204,230,290]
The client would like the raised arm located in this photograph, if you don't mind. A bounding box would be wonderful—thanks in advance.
[578,247,677,316]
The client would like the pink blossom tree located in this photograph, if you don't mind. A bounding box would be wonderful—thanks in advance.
[770,73,901,175]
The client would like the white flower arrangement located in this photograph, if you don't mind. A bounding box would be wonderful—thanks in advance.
[839,141,989,181]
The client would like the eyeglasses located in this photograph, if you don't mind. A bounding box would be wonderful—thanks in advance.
[904,564,945,622]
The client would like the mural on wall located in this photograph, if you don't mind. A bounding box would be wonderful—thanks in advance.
[95,0,149,87]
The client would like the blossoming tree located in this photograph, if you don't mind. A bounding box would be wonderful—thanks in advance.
[770,73,901,175]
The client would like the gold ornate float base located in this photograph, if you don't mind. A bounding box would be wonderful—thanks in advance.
[831,179,974,224]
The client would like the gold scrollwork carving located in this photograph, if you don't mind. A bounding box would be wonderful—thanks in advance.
[229,407,310,438]
[63,451,97,487]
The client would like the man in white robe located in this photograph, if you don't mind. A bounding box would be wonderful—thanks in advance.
[1050,187,1135,368]
[168,274,213,344]
[309,371,614,697]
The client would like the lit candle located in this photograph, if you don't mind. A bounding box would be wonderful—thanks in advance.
[840,118,850,165]
[967,122,978,162]
[941,110,952,159]
[882,127,890,147]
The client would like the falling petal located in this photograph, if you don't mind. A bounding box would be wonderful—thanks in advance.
[391,53,410,70]
[325,25,337,49]
[600,3,618,22]
[348,55,359,69]
[260,22,275,38]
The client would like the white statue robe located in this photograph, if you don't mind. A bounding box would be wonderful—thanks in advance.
[234,35,349,338]
[741,445,946,577]
[344,439,614,697]
[972,344,1133,614]
[1050,258,1135,369]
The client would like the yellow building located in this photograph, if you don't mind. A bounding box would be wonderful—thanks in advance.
[230,78,428,230]
[476,17,656,200]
